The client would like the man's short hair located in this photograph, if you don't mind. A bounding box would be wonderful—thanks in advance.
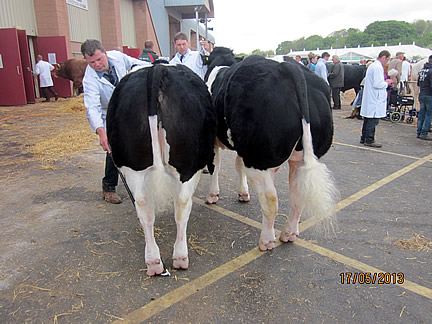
[144,40,154,49]
[378,50,391,59]
[81,39,105,57]
[173,32,188,43]
[322,52,330,58]
[332,55,339,60]
[429,55,432,63]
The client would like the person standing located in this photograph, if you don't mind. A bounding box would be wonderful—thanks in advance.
[139,40,159,63]
[315,52,330,84]
[416,55,432,141]
[81,39,148,203]
[360,50,393,148]
[400,57,411,94]
[295,55,304,65]
[169,32,209,80]
[328,55,344,109]
[33,55,59,102]
[388,51,404,88]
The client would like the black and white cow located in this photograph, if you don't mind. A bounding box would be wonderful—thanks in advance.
[107,64,217,275]
[205,48,338,250]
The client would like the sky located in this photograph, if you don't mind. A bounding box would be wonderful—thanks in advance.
[210,0,432,54]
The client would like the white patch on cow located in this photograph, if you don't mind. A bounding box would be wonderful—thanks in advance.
[227,128,235,147]
[206,66,228,93]
[130,64,152,73]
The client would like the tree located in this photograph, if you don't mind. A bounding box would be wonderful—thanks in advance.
[276,41,294,55]
[364,20,417,45]
[304,35,324,51]
[275,20,428,54]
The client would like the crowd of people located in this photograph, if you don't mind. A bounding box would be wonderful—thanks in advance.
[294,50,432,146]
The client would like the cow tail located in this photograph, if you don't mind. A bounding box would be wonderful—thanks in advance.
[280,61,339,236]
[146,64,174,212]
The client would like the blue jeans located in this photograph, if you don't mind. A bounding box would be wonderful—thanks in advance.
[417,95,432,137]
[361,117,380,144]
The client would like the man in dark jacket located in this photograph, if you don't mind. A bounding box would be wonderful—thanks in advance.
[139,40,159,63]
[328,55,344,109]
[417,55,432,140]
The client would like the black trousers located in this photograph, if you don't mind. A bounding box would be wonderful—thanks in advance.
[41,87,58,101]
[102,153,119,192]
[331,87,341,109]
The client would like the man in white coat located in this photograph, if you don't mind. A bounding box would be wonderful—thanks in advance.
[169,32,209,80]
[360,50,393,148]
[81,39,148,204]
[34,55,59,102]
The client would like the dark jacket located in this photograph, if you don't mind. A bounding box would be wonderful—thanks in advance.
[328,61,344,88]
[418,62,432,97]
[139,49,159,63]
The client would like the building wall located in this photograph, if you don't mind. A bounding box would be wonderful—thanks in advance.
[0,0,38,36]
[68,0,101,57]
[120,0,136,48]
[148,0,171,57]
[0,0,214,59]
[68,0,101,42]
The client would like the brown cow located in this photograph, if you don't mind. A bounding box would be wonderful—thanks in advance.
[55,59,87,96]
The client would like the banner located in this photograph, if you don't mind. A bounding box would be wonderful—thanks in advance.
[66,0,88,10]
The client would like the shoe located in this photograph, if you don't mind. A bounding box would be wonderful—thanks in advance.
[55,95,59,101]
[43,99,50,102]
[418,135,432,141]
[364,142,382,148]
[103,191,122,204]
[360,140,364,144]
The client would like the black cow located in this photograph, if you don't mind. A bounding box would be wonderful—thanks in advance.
[327,62,367,94]
[205,48,338,250]
[107,64,217,275]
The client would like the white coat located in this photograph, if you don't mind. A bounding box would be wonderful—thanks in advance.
[170,49,207,80]
[83,50,148,132]
[34,60,55,87]
[360,60,388,118]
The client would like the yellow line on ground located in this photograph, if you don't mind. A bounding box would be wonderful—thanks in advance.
[336,153,432,211]
[115,153,432,323]
[333,141,424,161]
[118,242,282,324]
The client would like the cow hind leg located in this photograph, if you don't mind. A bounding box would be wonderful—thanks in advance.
[135,196,164,276]
[236,155,250,202]
[246,168,278,251]
[206,145,221,204]
[123,168,164,276]
[280,154,303,243]
[173,172,201,269]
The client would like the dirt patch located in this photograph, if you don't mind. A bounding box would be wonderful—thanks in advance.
[394,233,432,252]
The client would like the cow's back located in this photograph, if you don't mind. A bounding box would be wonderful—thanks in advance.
[214,56,332,170]
[107,65,217,182]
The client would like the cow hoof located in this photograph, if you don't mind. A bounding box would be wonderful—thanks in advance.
[205,193,219,204]
[173,256,189,270]
[238,192,250,202]
[259,240,275,251]
[279,231,298,243]
[146,259,164,276]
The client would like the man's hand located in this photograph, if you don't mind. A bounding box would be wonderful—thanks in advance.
[200,40,210,53]
[96,127,111,153]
